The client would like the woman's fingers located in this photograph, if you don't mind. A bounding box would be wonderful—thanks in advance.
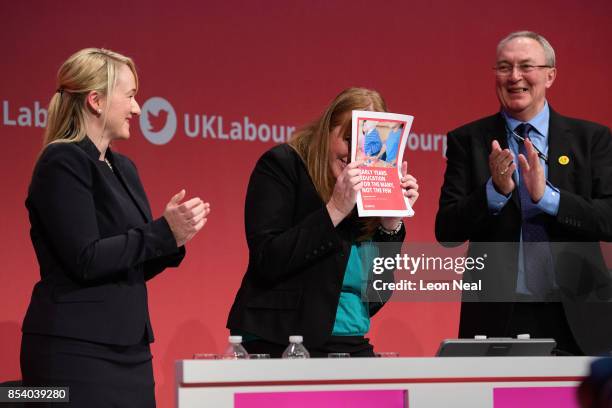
[164,192,210,246]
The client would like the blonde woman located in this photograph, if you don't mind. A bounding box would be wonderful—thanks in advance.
[20,48,209,406]
[227,88,418,357]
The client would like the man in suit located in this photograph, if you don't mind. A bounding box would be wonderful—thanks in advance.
[436,31,612,355]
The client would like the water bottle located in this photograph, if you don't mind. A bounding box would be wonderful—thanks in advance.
[282,335,310,359]
[223,335,249,359]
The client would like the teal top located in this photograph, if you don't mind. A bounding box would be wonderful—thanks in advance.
[332,242,379,336]
[233,242,379,341]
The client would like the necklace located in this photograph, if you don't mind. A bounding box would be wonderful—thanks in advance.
[104,158,114,172]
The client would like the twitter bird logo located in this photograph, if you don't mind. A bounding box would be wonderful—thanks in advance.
[139,97,177,145]
[146,109,169,133]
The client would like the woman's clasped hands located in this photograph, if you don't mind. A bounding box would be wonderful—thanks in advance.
[163,189,210,247]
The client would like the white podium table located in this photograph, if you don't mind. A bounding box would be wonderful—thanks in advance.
[176,356,593,408]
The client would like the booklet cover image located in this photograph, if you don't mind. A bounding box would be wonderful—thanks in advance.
[352,110,414,217]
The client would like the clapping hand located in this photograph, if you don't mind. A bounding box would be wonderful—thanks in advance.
[163,189,210,247]
[489,140,516,195]
[518,138,546,202]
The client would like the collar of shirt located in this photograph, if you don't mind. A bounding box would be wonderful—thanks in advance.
[501,101,550,156]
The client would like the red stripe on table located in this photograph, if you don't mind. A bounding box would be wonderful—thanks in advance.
[180,376,584,388]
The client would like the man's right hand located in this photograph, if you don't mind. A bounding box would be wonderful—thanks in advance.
[489,140,516,195]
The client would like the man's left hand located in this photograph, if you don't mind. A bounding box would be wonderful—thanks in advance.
[518,139,546,202]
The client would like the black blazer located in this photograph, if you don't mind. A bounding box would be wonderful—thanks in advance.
[22,137,185,346]
[227,144,404,348]
[435,109,612,354]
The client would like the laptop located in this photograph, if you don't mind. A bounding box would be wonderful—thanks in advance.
[436,338,556,357]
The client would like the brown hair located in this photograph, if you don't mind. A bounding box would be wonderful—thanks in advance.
[288,87,387,238]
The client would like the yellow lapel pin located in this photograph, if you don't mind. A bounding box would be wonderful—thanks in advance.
[558,155,570,165]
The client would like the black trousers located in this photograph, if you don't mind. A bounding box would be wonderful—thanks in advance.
[459,302,582,356]
[20,333,155,408]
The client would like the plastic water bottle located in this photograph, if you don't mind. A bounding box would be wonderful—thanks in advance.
[282,335,310,359]
[223,335,249,359]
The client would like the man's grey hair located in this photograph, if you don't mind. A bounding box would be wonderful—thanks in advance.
[497,31,556,67]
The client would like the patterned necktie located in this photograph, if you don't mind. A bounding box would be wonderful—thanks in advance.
[515,123,554,298]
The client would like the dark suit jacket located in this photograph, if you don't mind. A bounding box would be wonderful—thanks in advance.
[22,137,185,346]
[435,108,612,354]
[227,144,404,348]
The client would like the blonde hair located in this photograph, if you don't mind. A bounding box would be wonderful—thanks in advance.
[43,48,138,148]
[288,87,387,202]
[288,87,387,239]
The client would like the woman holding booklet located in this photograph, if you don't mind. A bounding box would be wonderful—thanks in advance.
[227,88,418,357]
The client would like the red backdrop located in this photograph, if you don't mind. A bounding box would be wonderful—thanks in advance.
[1,0,611,406]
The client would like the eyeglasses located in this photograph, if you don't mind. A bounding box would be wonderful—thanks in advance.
[493,63,552,75]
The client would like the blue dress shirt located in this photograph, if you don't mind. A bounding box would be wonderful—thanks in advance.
[485,102,560,294]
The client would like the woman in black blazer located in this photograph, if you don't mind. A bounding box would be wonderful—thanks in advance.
[227,88,419,357]
[20,48,209,407]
